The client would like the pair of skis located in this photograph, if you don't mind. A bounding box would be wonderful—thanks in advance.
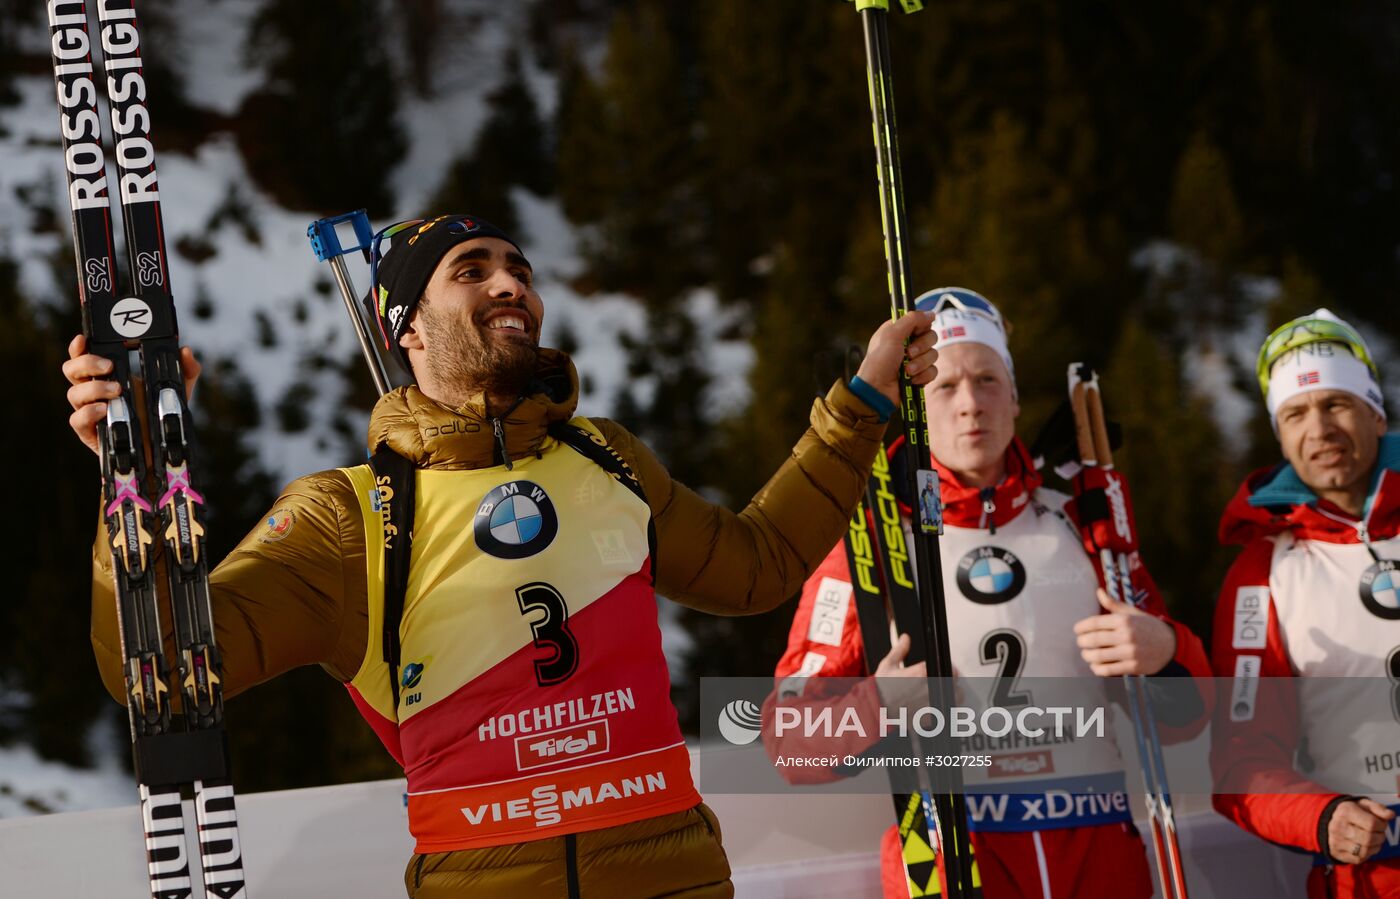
[850,2,978,896]
[1068,365,1190,899]
[48,2,246,897]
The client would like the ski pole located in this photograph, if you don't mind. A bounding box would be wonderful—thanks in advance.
[307,211,394,397]
[848,2,975,895]
[1069,364,1189,899]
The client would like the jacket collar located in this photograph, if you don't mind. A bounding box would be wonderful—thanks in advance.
[366,347,580,470]
[1220,433,1400,545]
[897,436,1039,530]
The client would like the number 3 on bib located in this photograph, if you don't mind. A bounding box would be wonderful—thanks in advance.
[517,582,580,686]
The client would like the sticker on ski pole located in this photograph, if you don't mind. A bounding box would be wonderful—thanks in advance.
[915,469,942,534]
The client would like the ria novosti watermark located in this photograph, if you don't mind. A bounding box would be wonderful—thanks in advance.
[768,703,1105,743]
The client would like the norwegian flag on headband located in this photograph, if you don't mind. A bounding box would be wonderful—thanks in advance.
[941,326,966,340]
[1297,371,1321,387]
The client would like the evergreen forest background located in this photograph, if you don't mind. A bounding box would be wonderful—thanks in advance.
[1,0,1397,799]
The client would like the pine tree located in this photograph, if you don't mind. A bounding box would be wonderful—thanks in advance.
[430,50,552,238]
[237,0,404,216]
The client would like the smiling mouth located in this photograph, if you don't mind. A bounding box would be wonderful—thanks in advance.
[484,313,530,333]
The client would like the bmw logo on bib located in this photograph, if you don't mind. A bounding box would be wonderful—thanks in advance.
[474,481,559,560]
[956,546,1026,604]
[1360,560,1400,621]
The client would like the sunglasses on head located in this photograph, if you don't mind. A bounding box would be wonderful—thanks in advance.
[916,289,1005,329]
[367,217,476,347]
[1256,315,1377,394]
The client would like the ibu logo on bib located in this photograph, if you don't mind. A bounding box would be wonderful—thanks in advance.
[1360,560,1400,621]
[474,481,559,560]
[956,546,1026,605]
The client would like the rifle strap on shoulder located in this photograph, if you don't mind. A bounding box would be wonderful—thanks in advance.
[369,447,416,712]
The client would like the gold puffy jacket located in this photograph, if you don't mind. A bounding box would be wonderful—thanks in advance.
[90,348,888,703]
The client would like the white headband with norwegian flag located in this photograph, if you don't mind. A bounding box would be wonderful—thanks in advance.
[930,306,1017,388]
[1265,342,1387,424]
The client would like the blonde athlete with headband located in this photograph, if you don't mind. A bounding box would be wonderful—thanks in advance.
[1211,308,1400,899]
[765,288,1212,899]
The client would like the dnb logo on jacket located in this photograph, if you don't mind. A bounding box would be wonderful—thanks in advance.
[957,546,1026,604]
[474,481,559,559]
[1361,560,1400,620]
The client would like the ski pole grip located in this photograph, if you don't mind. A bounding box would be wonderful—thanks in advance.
[1086,384,1114,468]
[848,0,923,11]
[1070,381,1097,465]
[307,210,374,262]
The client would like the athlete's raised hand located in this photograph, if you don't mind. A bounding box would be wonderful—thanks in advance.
[1073,588,1177,677]
[855,310,938,404]
[62,333,201,456]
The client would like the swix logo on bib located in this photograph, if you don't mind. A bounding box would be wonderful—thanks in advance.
[956,546,1026,604]
[474,480,559,559]
[1361,560,1400,620]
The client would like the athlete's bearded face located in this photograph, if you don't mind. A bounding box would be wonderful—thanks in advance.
[922,342,1019,488]
[1275,388,1384,512]
[403,237,544,403]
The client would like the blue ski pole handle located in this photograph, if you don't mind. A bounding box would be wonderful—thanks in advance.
[307,211,393,396]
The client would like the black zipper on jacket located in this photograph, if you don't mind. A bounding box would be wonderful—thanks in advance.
[565,833,580,899]
[980,487,997,536]
[491,417,512,471]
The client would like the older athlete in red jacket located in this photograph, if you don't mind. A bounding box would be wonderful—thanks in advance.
[1211,308,1400,899]
[766,288,1212,899]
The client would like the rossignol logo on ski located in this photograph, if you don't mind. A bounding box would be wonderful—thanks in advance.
[48,2,109,212]
[109,296,153,338]
[95,1,161,206]
[474,481,558,560]
[956,546,1027,604]
[1360,560,1400,620]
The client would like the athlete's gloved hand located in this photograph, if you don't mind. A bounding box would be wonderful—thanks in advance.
[62,333,201,457]
[1324,798,1395,864]
[1073,588,1177,677]
[855,310,938,405]
[1065,466,1138,556]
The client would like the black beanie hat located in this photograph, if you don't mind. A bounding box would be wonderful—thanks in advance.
[368,214,525,373]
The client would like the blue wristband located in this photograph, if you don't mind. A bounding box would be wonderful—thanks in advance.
[849,376,895,423]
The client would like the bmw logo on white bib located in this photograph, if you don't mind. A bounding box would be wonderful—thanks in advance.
[956,546,1027,605]
[1360,560,1400,620]
[474,481,559,560]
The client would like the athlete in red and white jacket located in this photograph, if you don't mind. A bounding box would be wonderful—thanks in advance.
[767,289,1212,899]
[1210,308,1400,899]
